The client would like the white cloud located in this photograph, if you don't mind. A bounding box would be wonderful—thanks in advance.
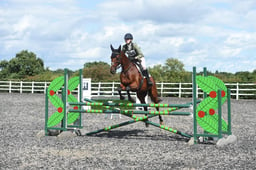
[225,32,256,48]
[99,0,209,23]
[0,0,256,74]
[218,47,242,57]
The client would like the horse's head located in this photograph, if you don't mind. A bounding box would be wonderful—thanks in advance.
[110,44,122,74]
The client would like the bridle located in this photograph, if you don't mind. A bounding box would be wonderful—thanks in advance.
[111,52,121,70]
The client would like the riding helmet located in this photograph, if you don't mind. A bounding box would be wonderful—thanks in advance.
[124,33,133,40]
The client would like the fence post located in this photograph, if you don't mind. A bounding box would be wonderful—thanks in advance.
[32,81,34,94]
[20,81,23,94]
[161,82,163,97]
[9,81,12,93]
[44,82,47,94]
[236,82,239,100]
[112,82,115,96]
[179,82,182,98]
[98,82,101,96]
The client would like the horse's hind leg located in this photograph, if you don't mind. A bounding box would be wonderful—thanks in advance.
[157,108,163,125]
[137,91,149,127]
[148,80,164,125]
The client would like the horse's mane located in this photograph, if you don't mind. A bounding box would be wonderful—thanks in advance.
[120,50,126,57]
[119,50,130,63]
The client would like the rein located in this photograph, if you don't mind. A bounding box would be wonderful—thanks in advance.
[112,52,133,73]
[122,63,133,73]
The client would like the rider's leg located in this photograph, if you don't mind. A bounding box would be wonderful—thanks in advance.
[141,58,153,86]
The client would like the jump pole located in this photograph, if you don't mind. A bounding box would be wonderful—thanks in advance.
[76,98,200,108]
[192,67,197,144]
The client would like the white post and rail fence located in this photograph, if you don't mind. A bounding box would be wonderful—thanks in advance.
[0,80,255,100]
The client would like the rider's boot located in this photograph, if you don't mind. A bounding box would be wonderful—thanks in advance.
[143,69,153,86]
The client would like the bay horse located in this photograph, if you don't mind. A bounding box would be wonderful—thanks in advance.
[109,45,163,125]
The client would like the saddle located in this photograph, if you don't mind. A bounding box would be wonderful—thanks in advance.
[128,60,143,76]
[128,58,152,89]
[133,61,144,76]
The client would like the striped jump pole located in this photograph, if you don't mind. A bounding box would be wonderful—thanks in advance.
[86,114,156,135]
[70,98,201,108]
[145,121,192,138]
[69,107,192,116]
[120,111,193,138]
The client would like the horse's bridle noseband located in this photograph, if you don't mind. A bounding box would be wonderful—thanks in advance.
[111,52,121,70]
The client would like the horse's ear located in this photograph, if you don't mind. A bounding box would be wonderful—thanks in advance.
[118,45,121,52]
[110,44,114,51]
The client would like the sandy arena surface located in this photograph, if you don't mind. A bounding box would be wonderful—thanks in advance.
[0,93,255,169]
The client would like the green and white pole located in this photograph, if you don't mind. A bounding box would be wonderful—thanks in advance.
[193,66,198,144]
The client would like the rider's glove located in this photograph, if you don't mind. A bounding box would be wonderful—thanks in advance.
[135,56,141,61]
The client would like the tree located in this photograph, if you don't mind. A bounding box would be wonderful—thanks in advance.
[0,60,9,78]
[149,64,165,82]
[163,58,186,82]
[0,50,45,79]
[235,71,251,82]
[83,61,119,81]
[149,58,187,82]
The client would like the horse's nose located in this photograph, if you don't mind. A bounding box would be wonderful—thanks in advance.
[110,68,116,74]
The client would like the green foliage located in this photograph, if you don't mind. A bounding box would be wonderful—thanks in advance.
[235,71,255,82]
[84,61,108,68]
[26,70,63,81]
[149,58,187,82]
[0,50,45,79]
[164,58,186,82]
[149,64,165,82]
[83,61,119,81]
[0,60,11,79]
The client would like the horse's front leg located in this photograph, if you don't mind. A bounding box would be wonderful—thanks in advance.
[126,90,136,103]
[118,83,136,103]
[117,84,126,100]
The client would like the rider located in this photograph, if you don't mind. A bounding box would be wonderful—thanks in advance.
[121,33,153,86]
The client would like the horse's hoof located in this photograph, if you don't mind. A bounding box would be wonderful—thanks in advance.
[160,121,164,125]
[145,123,149,127]
[120,96,125,100]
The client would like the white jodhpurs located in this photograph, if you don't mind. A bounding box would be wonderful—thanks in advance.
[140,57,146,70]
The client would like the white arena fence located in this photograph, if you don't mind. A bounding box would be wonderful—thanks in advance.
[0,81,255,100]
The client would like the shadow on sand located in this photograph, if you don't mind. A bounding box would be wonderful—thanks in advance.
[83,129,190,142]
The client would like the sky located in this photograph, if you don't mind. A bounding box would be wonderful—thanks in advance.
[0,0,256,73]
